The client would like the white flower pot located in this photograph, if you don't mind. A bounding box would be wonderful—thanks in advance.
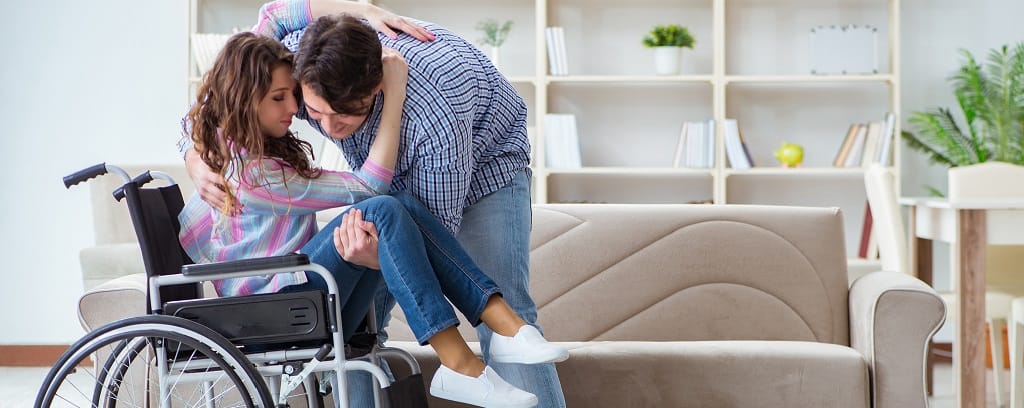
[653,46,682,75]
[490,46,501,70]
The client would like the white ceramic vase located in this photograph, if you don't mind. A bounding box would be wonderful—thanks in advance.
[653,46,682,75]
[490,45,501,70]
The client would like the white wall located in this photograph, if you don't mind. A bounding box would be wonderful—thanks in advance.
[0,0,187,344]
[0,0,1021,345]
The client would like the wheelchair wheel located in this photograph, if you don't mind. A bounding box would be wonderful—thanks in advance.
[36,315,274,407]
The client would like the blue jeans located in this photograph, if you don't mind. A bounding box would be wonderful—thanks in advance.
[353,169,567,408]
[289,193,502,344]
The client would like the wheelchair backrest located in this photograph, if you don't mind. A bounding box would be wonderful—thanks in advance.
[121,179,202,311]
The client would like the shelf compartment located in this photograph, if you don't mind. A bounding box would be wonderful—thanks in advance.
[549,0,714,76]
[724,0,891,76]
[378,0,537,77]
[725,83,891,168]
[548,83,712,168]
[547,173,714,204]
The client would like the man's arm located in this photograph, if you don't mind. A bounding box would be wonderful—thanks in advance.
[253,0,434,41]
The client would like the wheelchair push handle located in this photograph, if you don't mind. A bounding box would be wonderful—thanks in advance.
[112,170,178,201]
[63,163,131,189]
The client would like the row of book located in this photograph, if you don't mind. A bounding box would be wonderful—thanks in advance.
[673,118,753,169]
[544,114,582,168]
[832,112,897,167]
[672,120,715,168]
[544,27,570,76]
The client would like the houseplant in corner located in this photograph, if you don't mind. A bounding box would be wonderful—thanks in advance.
[902,42,1024,194]
[642,24,695,75]
[476,18,513,70]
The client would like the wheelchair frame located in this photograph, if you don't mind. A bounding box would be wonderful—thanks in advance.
[39,163,423,408]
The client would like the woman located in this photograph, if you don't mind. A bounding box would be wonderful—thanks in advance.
[179,32,566,408]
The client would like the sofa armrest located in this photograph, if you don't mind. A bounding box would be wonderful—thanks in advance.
[78,273,148,332]
[849,271,946,408]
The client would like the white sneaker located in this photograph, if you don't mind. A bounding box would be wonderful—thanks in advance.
[429,365,538,408]
[489,325,569,364]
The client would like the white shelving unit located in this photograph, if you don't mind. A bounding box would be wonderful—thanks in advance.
[186,0,900,264]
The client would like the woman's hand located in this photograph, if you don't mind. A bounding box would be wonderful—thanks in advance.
[380,47,409,98]
[333,208,381,269]
[360,3,435,42]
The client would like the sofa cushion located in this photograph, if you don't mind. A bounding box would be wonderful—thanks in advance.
[385,340,869,408]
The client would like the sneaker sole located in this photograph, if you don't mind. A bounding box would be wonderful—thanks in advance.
[489,348,569,365]
[430,386,539,408]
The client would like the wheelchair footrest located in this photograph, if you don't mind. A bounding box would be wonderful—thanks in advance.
[164,290,330,350]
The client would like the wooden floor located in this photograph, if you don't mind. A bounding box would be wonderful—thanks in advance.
[0,362,1005,408]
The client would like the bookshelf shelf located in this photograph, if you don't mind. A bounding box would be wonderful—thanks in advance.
[185,0,900,262]
[547,167,715,176]
[547,75,715,84]
[724,74,894,84]
[724,167,876,177]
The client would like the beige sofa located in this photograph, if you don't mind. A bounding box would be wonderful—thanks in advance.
[77,175,945,408]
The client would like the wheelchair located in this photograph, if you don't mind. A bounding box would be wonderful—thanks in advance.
[38,163,427,407]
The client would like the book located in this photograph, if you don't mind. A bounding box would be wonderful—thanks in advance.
[857,202,873,259]
[723,119,750,169]
[704,118,716,168]
[843,124,868,167]
[876,112,897,166]
[672,122,687,167]
[554,27,569,75]
[860,121,883,167]
[833,124,861,167]
[544,27,569,76]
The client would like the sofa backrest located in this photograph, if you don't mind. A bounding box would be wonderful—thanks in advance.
[528,204,851,346]
[89,165,193,245]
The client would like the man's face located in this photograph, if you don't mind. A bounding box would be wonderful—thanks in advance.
[300,83,372,141]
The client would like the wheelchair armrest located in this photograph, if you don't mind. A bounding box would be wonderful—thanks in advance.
[181,254,310,277]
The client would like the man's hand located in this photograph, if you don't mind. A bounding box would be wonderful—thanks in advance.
[360,2,435,42]
[333,208,381,269]
[185,148,238,215]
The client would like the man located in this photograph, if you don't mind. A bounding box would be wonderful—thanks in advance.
[180,1,566,406]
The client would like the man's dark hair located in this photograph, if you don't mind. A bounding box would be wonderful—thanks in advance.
[295,14,383,115]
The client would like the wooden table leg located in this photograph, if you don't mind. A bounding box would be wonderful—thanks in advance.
[956,209,986,408]
[909,204,938,395]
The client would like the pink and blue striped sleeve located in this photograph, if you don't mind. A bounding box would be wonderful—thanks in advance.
[236,158,394,215]
[252,0,312,40]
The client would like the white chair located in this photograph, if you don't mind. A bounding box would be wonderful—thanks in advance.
[865,163,1014,406]
[948,162,1024,408]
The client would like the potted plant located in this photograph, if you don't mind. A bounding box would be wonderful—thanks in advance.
[642,24,695,75]
[902,42,1024,194]
[476,18,514,69]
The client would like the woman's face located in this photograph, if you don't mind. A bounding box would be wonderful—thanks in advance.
[258,65,299,138]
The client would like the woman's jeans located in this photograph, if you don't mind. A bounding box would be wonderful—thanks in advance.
[287,193,502,345]
[357,170,567,408]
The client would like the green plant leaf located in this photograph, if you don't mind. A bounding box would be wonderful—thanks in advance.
[642,24,694,49]
[904,41,1024,168]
